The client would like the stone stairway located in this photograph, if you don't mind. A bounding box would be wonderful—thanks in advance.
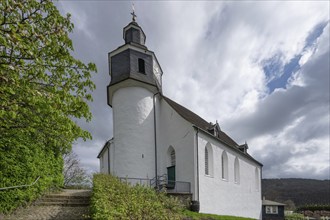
[35,189,91,207]
[1,189,92,220]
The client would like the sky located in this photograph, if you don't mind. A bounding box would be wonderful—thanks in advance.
[56,1,330,180]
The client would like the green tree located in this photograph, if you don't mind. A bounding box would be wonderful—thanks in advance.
[0,0,96,213]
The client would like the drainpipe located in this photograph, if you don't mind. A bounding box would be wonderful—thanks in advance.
[153,92,160,188]
[107,142,110,174]
[195,127,200,201]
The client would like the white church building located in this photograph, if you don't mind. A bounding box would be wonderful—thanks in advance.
[98,15,263,219]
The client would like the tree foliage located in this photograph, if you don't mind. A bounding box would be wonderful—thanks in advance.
[0,0,96,213]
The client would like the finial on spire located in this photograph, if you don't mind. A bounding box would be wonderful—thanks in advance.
[131,3,137,22]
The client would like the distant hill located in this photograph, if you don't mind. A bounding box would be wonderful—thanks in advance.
[262,178,330,207]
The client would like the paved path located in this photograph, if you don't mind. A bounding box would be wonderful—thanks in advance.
[1,189,91,220]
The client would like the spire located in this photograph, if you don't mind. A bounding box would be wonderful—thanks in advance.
[123,4,146,46]
[131,3,137,22]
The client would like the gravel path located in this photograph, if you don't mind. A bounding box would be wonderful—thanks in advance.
[0,189,92,220]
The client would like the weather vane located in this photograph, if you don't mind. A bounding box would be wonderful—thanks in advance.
[131,3,137,22]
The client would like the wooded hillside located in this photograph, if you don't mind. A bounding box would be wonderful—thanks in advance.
[262,178,330,207]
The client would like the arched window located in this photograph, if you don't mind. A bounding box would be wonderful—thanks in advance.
[138,58,145,74]
[255,167,260,191]
[170,148,176,166]
[234,157,240,184]
[205,143,213,176]
[205,148,209,175]
[167,146,176,167]
[221,151,228,180]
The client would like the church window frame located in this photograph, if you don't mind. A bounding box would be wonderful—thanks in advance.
[221,151,228,180]
[138,58,146,74]
[167,146,176,167]
[205,148,209,175]
[204,143,213,177]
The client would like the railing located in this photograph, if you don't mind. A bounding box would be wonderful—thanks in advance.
[119,177,151,187]
[0,176,40,191]
[119,175,191,194]
[150,174,191,193]
[166,180,191,194]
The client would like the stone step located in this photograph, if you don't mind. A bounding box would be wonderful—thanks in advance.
[34,201,90,207]
[34,189,92,207]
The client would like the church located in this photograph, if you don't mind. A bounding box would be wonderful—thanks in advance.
[97,14,263,219]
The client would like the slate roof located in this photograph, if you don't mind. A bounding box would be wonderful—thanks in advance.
[163,95,263,166]
[163,96,239,148]
[262,200,286,206]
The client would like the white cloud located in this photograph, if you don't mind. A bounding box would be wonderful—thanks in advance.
[56,1,330,179]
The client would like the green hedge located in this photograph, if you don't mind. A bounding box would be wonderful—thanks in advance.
[90,174,183,220]
[0,138,63,213]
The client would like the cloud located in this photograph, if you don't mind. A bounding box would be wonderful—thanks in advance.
[56,2,329,179]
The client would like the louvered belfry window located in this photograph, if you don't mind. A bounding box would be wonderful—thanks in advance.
[205,148,209,175]
[138,58,145,74]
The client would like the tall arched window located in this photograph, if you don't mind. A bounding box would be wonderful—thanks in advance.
[205,148,209,175]
[167,146,176,167]
[205,143,213,176]
[221,151,228,180]
[234,157,240,184]
[170,148,176,166]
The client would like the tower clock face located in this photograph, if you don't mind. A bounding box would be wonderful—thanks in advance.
[153,59,161,85]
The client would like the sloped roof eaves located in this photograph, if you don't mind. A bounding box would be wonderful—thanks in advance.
[162,96,262,167]
[97,138,113,158]
[163,96,238,148]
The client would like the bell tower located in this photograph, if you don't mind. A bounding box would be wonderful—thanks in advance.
[107,12,162,179]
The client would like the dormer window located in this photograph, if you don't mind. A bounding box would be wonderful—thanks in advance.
[138,58,145,74]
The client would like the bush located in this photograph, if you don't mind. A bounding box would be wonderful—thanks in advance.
[0,141,63,213]
[90,174,183,220]
[285,213,305,220]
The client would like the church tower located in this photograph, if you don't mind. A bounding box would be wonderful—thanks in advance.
[107,12,163,179]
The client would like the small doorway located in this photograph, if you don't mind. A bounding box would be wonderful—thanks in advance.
[167,166,175,189]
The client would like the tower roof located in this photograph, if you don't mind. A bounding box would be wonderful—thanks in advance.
[123,11,146,46]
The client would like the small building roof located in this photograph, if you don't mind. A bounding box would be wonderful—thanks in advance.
[262,199,286,206]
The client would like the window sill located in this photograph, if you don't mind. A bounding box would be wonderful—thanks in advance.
[205,174,214,178]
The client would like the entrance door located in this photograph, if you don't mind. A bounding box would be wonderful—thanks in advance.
[167,165,175,189]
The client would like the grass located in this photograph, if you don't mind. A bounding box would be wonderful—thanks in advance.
[182,209,255,220]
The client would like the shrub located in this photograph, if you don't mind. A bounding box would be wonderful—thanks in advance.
[285,213,305,220]
[90,174,183,220]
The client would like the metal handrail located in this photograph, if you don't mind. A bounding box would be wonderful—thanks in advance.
[0,176,40,191]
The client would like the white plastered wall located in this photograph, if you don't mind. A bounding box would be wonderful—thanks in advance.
[112,86,156,179]
[157,99,195,196]
[198,132,262,219]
